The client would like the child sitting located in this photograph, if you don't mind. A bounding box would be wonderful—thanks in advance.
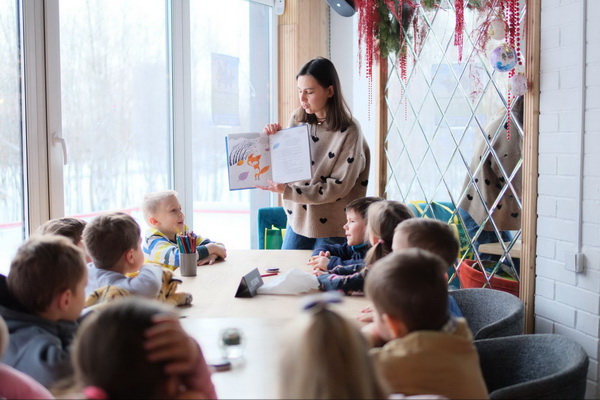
[71,297,216,399]
[278,293,388,399]
[0,315,53,399]
[83,212,164,300]
[358,217,464,323]
[315,200,413,294]
[0,235,87,388]
[37,217,90,262]
[142,190,227,270]
[393,218,463,317]
[365,249,488,399]
[308,196,383,272]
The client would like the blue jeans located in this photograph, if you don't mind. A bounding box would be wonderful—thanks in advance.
[458,208,512,252]
[281,224,346,250]
[458,208,519,271]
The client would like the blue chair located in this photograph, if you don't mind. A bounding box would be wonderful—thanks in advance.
[257,207,287,249]
[475,334,589,399]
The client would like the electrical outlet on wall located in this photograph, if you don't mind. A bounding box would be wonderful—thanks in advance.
[565,251,585,273]
[274,0,285,15]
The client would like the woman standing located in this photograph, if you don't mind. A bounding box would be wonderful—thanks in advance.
[260,57,370,250]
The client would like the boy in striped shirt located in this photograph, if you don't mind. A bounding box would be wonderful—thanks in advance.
[142,190,226,271]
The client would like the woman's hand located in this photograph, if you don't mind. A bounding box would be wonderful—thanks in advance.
[263,123,283,135]
[256,179,285,194]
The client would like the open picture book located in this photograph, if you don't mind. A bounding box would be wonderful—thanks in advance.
[226,124,312,190]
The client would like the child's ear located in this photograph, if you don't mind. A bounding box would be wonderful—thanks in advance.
[57,289,72,311]
[382,313,409,339]
[125,248,135,264]
[149,217,159,226]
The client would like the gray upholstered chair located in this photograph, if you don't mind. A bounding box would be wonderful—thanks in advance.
[475,334,589,399]
[449,288,524,339]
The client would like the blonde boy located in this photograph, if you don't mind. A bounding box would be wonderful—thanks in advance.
[83,212,162,299]
[142,190,226,270]
[0,235,87,388]
[366,249,488,399]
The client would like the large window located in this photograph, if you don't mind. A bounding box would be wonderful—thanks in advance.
[0,0,275,275]
[0,0,25,275]
[59,0,172,215]
[190,0,272,249]
[383,1,525,291]
[58,0,171,224]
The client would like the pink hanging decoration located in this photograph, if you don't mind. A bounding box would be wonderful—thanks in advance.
[385,0,410,119]
[455,0,465,62]
[356,0,380,108]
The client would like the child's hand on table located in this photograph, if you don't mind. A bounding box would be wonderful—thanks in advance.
[197,254,218,266]
[356,304,374,323]
[356,311,374,323]
[312,269,328,277]
[307,251,331,271]
[361,322,386,348]
[206,243,227,260]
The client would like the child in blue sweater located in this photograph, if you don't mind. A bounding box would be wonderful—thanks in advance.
[315,200,414,294]
[308,196,383,272]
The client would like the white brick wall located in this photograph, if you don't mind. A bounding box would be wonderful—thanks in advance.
[537,0,600,397]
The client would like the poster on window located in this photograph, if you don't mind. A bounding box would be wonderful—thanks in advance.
[211,53,240,126]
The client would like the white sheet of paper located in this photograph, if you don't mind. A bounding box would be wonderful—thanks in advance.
[269,125,312,184]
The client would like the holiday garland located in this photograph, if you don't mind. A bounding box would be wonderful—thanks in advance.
[355,0,520,81]
[355,0,525,129]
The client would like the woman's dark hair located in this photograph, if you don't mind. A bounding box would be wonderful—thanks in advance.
[295,57,353,132]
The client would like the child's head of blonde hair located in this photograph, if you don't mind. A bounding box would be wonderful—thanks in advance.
[363,200,414,266]
[83,212,141,271]
[142,190,179,225]
[72,298,179,399]
[366,249,449,340]
[393,218,459,266]
[142,191,185,239]
[278,296,387,399]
